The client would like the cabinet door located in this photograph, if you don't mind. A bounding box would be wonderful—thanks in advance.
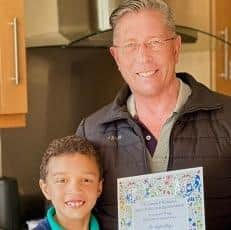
[0,0,27,114]
[213,0,231,96]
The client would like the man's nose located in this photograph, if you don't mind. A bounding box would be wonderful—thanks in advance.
[135,43,153,63]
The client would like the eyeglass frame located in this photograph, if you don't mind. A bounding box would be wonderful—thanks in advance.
[112,36,177,55]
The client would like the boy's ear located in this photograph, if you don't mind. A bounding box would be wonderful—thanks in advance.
[39,179,51,201]
[97,179,103,198]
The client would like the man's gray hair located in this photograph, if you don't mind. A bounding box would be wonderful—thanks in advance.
[110,0,176,33]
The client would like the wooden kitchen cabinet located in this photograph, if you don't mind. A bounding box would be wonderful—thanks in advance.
[167,0,231,95]
[0,0,27,127]
[212,0,231,96]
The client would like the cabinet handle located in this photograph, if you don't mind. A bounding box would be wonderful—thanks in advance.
[229,61,231,80]
[219,27,229,80]
[9,17,19,85]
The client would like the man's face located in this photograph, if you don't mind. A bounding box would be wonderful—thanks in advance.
[40,153,102,224]
[110,9,181,98]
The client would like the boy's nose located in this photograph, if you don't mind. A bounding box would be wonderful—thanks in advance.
[67,180,83,192]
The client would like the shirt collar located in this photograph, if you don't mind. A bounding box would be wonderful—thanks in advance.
[127,78,192,117]
[173,78,192,113]
[47,207,100,230]
[47,207,63,230]
[127,92,137,117]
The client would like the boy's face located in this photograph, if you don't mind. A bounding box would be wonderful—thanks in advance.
[39,152,102,223]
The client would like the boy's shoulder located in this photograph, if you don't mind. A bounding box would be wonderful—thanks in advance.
[32,218,51,230]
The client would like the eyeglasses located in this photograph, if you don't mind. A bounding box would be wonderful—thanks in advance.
[113,36,177,55]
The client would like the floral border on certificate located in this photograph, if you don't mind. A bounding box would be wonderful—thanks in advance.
[118,167,205,230]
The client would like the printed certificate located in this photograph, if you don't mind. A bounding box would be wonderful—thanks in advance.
[117,167,205,230]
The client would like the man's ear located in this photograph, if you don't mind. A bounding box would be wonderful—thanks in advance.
[174,35,181,63]
[109,46,120,69]
[39,179,51,201]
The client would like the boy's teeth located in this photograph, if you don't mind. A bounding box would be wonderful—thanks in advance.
[66,200,84,208]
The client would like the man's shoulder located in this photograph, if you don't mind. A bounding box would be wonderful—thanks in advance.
[76,101,117,140]
[192,82,231,119]
[84,102,114,127]
[213,90,231,101]
[179,72,231,110]
[33,218,51,230]
[77,102,116,137]
[212,90,231,113]
[80,84,131,127]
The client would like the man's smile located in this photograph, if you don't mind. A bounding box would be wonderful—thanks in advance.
[136,70,159,78]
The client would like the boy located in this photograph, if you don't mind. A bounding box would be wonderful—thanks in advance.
[34,135,103,230]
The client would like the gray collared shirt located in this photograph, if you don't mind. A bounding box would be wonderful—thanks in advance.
[127,79,192,172]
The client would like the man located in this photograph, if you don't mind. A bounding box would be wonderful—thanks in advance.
[77,0,231,229]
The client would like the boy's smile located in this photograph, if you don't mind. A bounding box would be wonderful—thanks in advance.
[65,200,85,208]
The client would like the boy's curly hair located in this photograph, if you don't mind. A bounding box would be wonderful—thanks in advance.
[40,135,102,181]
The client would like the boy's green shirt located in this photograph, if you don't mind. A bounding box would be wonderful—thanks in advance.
[47,207,100,230]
